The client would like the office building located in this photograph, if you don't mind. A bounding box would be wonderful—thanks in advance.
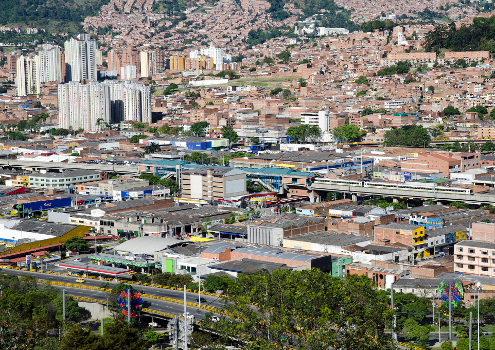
[38,44,63,83]
[28,170,102,189]
[181,167,247,201]
[58,81,151,131]
[16,55,40,96]
[64,34,98,82]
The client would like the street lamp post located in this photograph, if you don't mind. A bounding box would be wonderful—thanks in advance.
[475,282,482,350]
[198,246,202,309]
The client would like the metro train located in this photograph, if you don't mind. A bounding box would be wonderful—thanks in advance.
[312,178,473,194]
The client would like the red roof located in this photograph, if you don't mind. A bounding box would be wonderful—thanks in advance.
[2,243,62,259]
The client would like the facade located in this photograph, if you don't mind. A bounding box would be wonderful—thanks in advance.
[181,167,247,201]
[64,34,98,82]
[374,223,425,247]
[58,81,151,131]
[301,110,330,132]
[454,241,495,277]
[38,44,63,83]
[28,170,101,189]
[120,65,137,80]
[16,55,40,96]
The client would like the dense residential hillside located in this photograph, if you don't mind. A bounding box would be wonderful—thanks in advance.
[266,0,358,31]
[424,15,495,52]
[0,0,110,32]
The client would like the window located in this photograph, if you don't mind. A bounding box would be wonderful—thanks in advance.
[457,247,463,252]
[482,267,489,272]
[468,249,475,254]
[482,258,488,263]
[456,263,463,268]
[456,255,463,260]
[468,265,475,270]
[481,250,488,255]
[468,257,475,261]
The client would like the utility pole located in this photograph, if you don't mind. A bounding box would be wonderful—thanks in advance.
[448,282,452,340]
[438,311,441,344]
[127,289,131,323]
[101,318,104,335]
[391,283,397,342]
[184,285,188,350]
[469,311,472,350]
[63,289,66,320]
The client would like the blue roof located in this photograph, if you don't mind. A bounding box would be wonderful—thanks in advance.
[140,160,187,167]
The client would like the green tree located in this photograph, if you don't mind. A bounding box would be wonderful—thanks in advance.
[298,77,307,87]
[251,137,259,143]
[163,83,178,95]
[133,122,147,130]
[282,89,291,99]
[355,76,369,84]
[270,87,283,96]
[332,124,366,142]
[203,275,233,293]
[62,237,90,252]
[202,270,393,349]
[286,124,321,142]
[356,90,366,97]
[139,173,161,185]
[221,126,239,143]
[277,49,291,63]
[402,318,431,348]
[441,340,454,350]
[383,125,431,147]
[428,85,435,93]
[481,141,495,152]
[61,324,101,350]
[456,338,469,350]
[190,121,209,137]
[129,134,148,143]
[160,178,180,194]
[443,105,460,116]
[262,56,274,65]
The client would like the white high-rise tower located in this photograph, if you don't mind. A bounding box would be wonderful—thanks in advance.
[16,55,40,96]
[38,44,62,83]
[64,34,98,82]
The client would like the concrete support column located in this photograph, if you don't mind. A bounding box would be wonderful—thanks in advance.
[351,194,358,202]
[393,198,399,203]
[309,190,315,204]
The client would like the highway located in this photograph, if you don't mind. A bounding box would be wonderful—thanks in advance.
[1,269,223,321]
[310,181,495,204]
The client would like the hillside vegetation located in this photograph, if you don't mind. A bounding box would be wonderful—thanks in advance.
[266,0,358,31]
[0,0,110,32]
[424,16,495,52]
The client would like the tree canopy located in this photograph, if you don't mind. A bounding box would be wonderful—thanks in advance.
[62,236,90,252]
[286,124,321,143]
[332,124,366,142]
[201,269,393,349]
[383,125,431,147]
[189,121,209,137]
[443,105,460,116]
[423,16,495,53]
[221,126,239,143]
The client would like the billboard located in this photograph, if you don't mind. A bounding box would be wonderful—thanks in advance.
[407,153,418,160]
[20,105,29,109]
[23,197,72,212]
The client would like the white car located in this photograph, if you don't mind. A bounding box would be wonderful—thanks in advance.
[73,258,81,262]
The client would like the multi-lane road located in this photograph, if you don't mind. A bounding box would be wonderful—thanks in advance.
[1,268,223,321]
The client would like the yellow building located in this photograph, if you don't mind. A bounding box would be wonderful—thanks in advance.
[12,175,29,188]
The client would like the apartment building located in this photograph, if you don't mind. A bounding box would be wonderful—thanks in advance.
[16,55,40,96]
[38,44,63,83]
[181,167,247,201]
[28,170,102,189]
[58,81,151,131]
[454,241,495,277]
[64,34,98,82]
[374,222,425,247]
